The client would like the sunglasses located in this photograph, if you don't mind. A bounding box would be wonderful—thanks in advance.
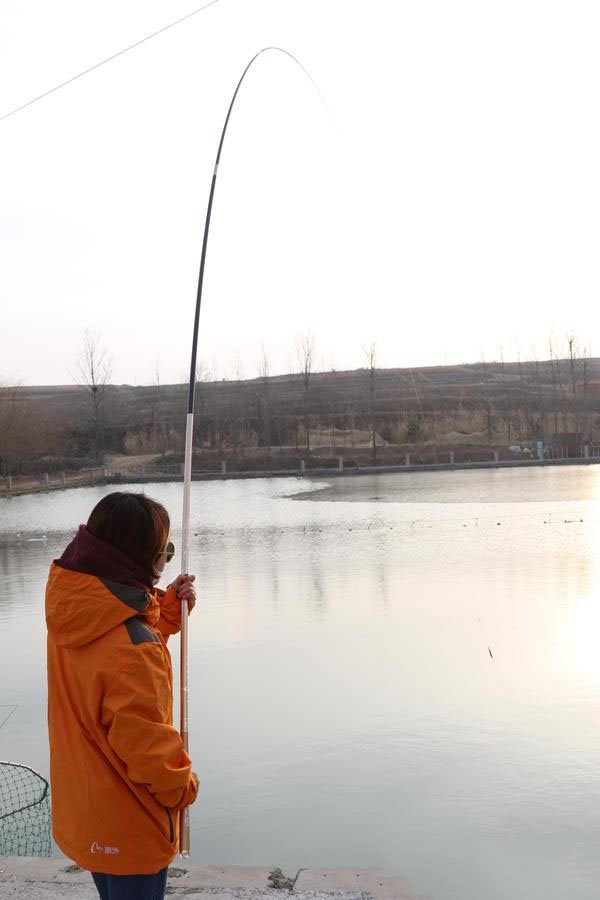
[159,541,175,563]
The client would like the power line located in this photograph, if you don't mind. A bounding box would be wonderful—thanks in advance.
[0,0,220,124]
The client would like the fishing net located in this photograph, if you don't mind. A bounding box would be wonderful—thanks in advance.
[0,761,51,856]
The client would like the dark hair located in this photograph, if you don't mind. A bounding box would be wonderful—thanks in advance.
[87,492,170,577]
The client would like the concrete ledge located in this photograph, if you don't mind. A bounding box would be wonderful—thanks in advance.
[0,858,427,900]
[4,453,599,498]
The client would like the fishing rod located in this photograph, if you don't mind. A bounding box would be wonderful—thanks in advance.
[179,46,325,857]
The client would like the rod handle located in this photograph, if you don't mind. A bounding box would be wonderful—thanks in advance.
[179,807,191,857]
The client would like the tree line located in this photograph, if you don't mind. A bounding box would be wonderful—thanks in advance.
[1,334,598,479]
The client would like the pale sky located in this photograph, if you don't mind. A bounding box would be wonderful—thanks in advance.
[2,0,600,386]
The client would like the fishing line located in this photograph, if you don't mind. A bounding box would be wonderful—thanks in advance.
[179,45,326,857]
[0,0,220,124]
[0,706,17,730]
[478,617,494,660]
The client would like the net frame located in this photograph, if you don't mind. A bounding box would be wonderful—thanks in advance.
[0,760,51,857]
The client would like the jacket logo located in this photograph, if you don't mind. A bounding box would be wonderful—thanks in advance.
[90,841,120,855]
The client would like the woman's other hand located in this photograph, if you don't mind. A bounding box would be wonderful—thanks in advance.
[170,574,196,612]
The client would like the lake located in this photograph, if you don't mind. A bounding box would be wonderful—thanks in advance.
[2,466,600,900]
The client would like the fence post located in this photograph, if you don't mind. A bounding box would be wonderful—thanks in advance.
[450,451,454,465]
[338,457,344,473]
[405,453,411,467]
[61,472,66,486]
[7,475,12,491]
[300,459,306,475]
[221,460,227,475]
[43,472,49,485]
[584,444,590,459]
[494,451,499,464]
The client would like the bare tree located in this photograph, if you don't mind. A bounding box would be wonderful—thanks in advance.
[231,351,247,454]
[549,338,559,436]
[533,355,545,440]
[568,334,580,441]
[232,351,245,382]
[296,331,316,452]
[498,345,512,443]
[78,331,113,463]
[582,342,592,444]
[297,331,315,391]
[193,362,214,452]
[151,361,174,458]
[258,342,271,451]
[0,381,27,477]
[480,355,494,443]
[363,340,378,465]
[516,349,531,442]
[567,334,591,447]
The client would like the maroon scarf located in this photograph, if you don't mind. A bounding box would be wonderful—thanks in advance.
[56,524,154,591]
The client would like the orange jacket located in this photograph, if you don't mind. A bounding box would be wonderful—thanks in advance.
[46,563,198,875]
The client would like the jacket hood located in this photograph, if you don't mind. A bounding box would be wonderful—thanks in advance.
[56,524,155,591]
[46,564,160,648]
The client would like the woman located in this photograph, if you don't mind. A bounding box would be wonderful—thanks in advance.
[46,492,199,900]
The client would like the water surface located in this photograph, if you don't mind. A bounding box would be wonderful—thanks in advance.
[2,467,600,900]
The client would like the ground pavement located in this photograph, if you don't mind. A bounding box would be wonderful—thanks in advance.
[0,858,428,900]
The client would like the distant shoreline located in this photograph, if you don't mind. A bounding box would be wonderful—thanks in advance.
[2,455,599,499]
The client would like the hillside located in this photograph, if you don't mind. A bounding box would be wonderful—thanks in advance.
[2,355,600,476]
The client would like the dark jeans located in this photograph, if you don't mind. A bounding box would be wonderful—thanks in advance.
[91,867,168,900]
